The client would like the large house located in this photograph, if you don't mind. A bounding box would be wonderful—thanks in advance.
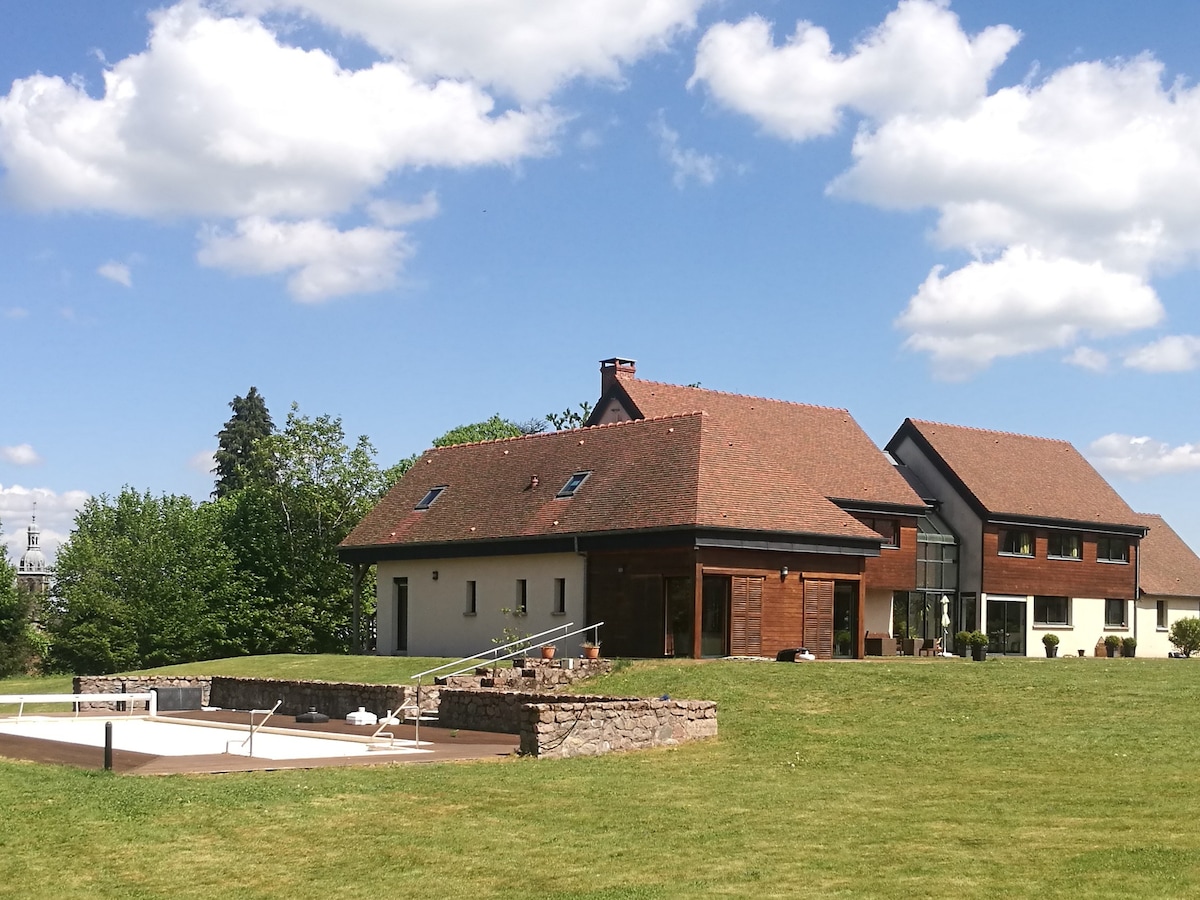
[339,359,1200,659]
[1133,513,1200,656]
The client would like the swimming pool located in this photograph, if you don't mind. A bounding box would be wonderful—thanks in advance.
[0,716,431,761]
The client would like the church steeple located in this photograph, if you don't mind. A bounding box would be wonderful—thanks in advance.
[17,502,49,594]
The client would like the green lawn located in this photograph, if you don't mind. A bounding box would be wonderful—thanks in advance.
[3,657,1200,899]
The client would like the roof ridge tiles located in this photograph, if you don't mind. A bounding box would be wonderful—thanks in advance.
[427,410,707,451]
[910,418,1073,445]
[629,378,850,414]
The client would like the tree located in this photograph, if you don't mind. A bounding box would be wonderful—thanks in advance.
[0,520,38,677]
[216,405,393,654]
[213,386,274,498]
[45,490,253,674]
[1168,617,1200,657]
[432,414,524,447]
[545,401,593,430]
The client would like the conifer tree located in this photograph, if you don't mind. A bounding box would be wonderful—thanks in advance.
[213,387,274,498]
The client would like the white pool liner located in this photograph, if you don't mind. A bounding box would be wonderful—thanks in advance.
[0,715,431,760]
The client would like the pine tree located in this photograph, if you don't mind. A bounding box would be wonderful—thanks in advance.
[213,387,274,498]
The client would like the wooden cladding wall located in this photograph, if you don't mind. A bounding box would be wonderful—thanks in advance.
[803,580,835,659]
[587,548,693,658]
[730,576,763,656]
[981,528,1138,599]
[860,519,919,591]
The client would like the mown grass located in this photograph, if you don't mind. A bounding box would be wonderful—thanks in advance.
[3,656,1200,899]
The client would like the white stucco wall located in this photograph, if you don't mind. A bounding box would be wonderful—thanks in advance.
[375,552,587,657]
[983,592,1136,657]
[864,588,893,634]
[1135,596,1200,657]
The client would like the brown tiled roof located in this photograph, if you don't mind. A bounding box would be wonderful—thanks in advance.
[612,376,924,509]
[898,419,1140,527]
[1135,514,1200,598]
[342,412,880,551]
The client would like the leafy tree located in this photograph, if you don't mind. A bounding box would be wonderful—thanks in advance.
[213,386,274,498]
[432,414,524,447]
[545,401,594,430]
[0,521,39,677]
[45,490,252,674]
[1168,617,1200,657]
[216,405,392,654]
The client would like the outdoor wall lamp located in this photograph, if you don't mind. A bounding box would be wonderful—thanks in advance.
[432,570,439,581]
[780,566,789,579]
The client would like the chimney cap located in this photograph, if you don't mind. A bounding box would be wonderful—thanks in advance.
[600,356,637,368]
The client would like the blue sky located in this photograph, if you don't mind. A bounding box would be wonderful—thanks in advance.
[3,0,1200,562]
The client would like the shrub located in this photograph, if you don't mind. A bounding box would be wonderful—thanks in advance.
[955,630,972,646]
[1168,617,1200,657]
[1104,634,1122,649]
[1122,636,1137,653]
[968,631,989,648]
[1042,633,1060,647]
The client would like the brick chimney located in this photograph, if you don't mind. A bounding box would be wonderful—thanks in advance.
[599,357,636,395]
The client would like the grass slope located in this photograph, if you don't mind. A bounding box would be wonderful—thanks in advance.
[3,657,1200,899]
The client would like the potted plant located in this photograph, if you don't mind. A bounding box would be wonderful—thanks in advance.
[1041,633,1060,658]
[955,630,972,658]
[1121,636,1137,658]
[1104,634,1121,657]
[968,631,989,662]
[835,630,852,656]
[540,645,556,660]
[581,640,601,660]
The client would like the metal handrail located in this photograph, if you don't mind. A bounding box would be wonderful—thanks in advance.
[226,699,282,758]
[404,621,604,748]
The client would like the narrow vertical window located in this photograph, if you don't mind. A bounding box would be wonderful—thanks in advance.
[465,580,477,616]
[516,579,528,615]
[394,577,409,654]
[1157,600,1167,629]
[553,578,566,615]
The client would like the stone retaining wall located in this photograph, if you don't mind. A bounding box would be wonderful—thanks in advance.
[521,698,718,758]
[74,675,213,709]
[438,688,718,758]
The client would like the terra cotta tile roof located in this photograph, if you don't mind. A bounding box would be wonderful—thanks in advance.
[341,412,880,551]
[897,419,1141,527]
[1134,513,1200,598]
[610,375,925,510]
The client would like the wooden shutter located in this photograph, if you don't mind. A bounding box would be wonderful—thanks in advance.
[803,579,834,659]
[730,576,763,656]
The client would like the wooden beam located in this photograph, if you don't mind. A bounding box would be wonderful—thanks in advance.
[350,563,368,655]
[693,558,704,659]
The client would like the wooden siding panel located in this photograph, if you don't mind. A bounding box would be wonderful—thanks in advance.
[861,520,919,591]
[586,548,694,657]
[804,579,835,659]
[730,576,763,656]
[981,528,1139,599]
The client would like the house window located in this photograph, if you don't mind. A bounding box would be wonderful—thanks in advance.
[557,471,591,498]
[1047,533,1081,560]
[862,517,899,549]
[1097,537,1129,563]
[1034,595,1070,626]
[999,529,1034,557]
[1157,600,1167,630]
[1105,598,1127,627]
[465,580,477,616]
[516,579,528,615]
[415,486,446,510]
[553,578,566,615]
[394,577,409,653]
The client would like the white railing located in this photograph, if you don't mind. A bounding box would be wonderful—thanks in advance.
[0,692,157,720]
[396,621,604,746]
[225,700,282,758]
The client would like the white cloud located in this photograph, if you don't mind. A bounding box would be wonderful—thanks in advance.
[236,0,707,103]
[366,192,440,228]
[691,1,1018,140]
[1124,334,1200,372]
[0,4,558,221]
[692,1,1200,374]
[0,444,41,466]
[97,261,132,287]
[651,113,720,188]
[0,484,91,567]
[4,308,29,319]
[1064,346,1109,372]
[898,247,1162,377]
[1089,433,1200,480]
[187,449,216,476]
[197,216,412,301]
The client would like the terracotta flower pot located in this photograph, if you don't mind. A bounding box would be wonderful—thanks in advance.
[583,646,600,660]
[541,646,556,660]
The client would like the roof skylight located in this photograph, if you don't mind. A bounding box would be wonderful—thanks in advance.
[556,471,591,498]
[415,486,447,510]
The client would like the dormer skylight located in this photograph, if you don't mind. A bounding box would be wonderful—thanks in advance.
[557,471,591,498]
[415,486,447,510]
